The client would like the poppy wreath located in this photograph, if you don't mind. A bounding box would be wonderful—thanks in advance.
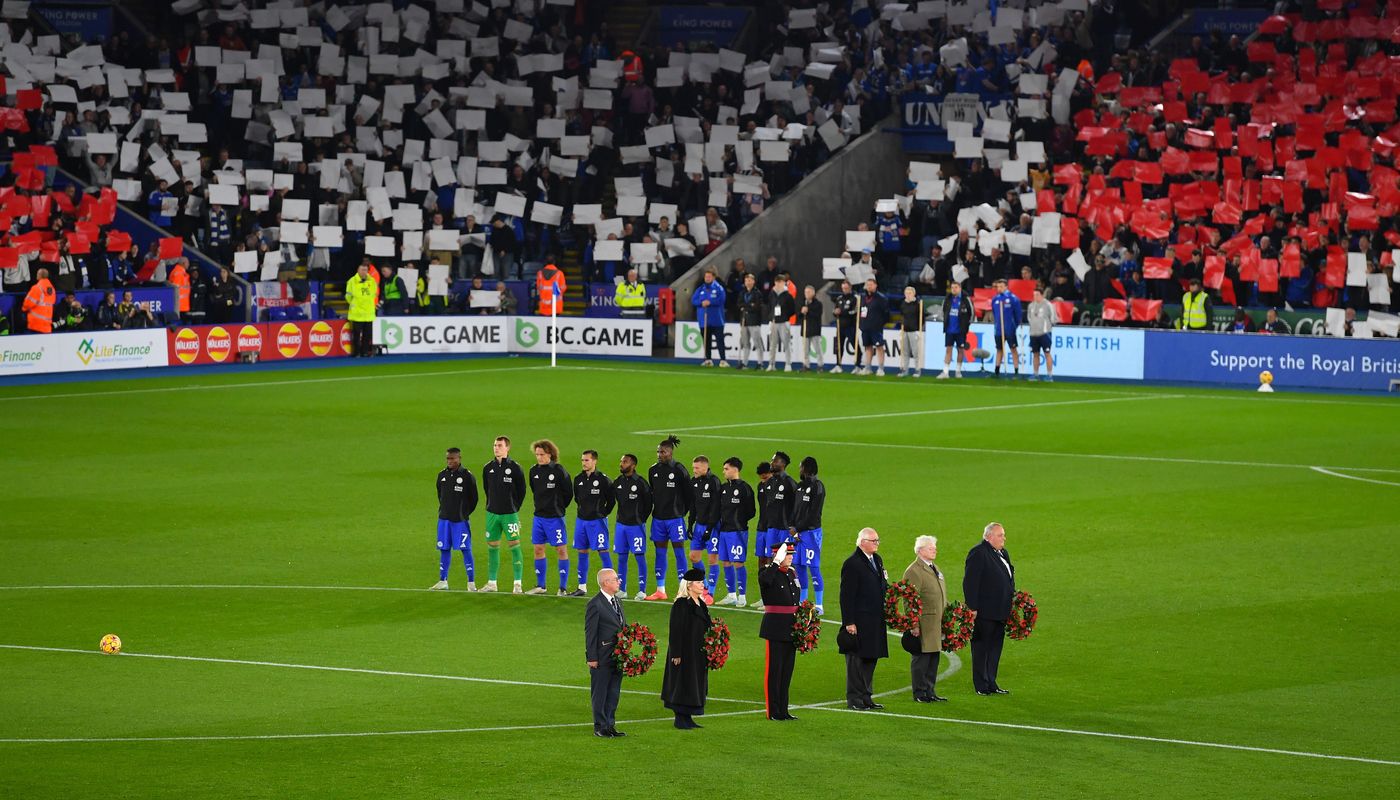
[883,579,923,633]
[703,618,731,670]
[1007,590,1038,641]
[941,601,976,653]
[793,600,822,654]
[611,622,657,677]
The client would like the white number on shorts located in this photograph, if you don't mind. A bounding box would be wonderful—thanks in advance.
[805,549,815,560]
[506,523,520,534]
[729,545,743,559]
[632,537,643,550]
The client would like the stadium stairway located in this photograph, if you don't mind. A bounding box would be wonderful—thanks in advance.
[605,1,650,48]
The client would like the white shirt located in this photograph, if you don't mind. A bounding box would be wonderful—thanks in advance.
[993,549,1012,579]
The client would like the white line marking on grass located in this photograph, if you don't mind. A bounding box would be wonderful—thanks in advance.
[3,642,1387,766]
[1309,467,1400,487]
[635,395,1176,434]
[0,365,552,402]
[0,644,763,707]
[0,709,767,744]
[806,706,1400,767]
[680,433,1400,475]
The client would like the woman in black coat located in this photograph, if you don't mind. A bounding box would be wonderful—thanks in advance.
[661,568,711,729]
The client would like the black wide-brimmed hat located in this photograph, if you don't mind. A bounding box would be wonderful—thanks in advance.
[683,567,706,582]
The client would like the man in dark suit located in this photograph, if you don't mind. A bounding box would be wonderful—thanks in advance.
[585,568,627,737]
[963,523,1015,696]
[840,527,889,710]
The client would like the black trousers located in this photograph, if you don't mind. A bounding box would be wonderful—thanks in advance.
[350,319,373,356]
[845,653,878,705]
[764,639,796,718]
[910,650,941,698]
[970,618,1007,692]
[703,325,726,361]
[589,661,622,731]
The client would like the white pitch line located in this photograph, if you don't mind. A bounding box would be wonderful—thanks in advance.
[1308,467,1400,487]
[636,395,1176,434]
[0,365,551,402]
[806,706,1400,767]
[0,709,767,744]
[0,644,762,707]
[679,432,1400,475]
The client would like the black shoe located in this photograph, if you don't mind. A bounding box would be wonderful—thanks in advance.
[567,589,586,597]
[781,714,798,721]
[914,696,935,703]
[976,690,994,696]
[866,702,884,710]
[593,729,611,737]
[992,688,1010,695]
[846,703,868,710]
[606,728,625,737]
[930,694,949,702]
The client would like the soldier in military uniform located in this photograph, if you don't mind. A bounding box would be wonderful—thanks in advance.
[758,539,802,721]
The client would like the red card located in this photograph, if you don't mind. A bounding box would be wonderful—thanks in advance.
[1052,300,1075,324]
[0,247,16,268]
[1258,259,1279,293]
[1130,299,1162,322]
[1204,256,1225,289]
[1008,279,1036,302]
[1060,217,1080,250]
[1323,247,1345,288]
[158,236,183,259]
[65,232,91,254]
[1143,257,1173,280]
[1101,299,1128,322]
[1281,242,1302,277]
[15,88,41,110]
[1212,201,1242,226]
[972,288,995,314]
[107,230,132,252]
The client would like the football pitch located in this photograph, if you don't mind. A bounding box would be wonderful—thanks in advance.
[2,357,1397,798]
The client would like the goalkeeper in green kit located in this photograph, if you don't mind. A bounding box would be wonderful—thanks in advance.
[481,436,528,593]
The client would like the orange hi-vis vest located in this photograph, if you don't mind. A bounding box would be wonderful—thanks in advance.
[22,278,55,333]
[536,263,566,315]
[169,264,191,312]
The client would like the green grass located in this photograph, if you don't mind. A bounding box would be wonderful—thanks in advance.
[2,357,1397,798]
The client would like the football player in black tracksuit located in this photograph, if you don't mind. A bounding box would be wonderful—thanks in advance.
[570,449,615,596]
[432,447,479,591]
[527,439,573,596]
[646,435,693,600]
[714,456,756,607]
[612,453,653,600]
[687,454,723,601]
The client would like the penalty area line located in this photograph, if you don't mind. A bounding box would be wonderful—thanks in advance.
[1309,467,1400,487]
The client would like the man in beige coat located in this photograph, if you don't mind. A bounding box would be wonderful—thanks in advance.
[903,535,948,702]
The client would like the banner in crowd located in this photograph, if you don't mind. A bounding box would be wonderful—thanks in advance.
[1066,302,1345,335]
[1143,330,1400,391]
[0,287,177,322]
[0,328,167,376]
[674,321,1144,379]
[167,320,350,365]
[252,280,320,320]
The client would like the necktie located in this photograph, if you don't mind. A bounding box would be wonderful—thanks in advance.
[611,597,623,623]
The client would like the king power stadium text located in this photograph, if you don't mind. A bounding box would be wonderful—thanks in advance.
[1210,350,1400,376]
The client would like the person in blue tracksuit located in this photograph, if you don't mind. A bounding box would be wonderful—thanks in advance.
[989,278,1023,379]
[693,267,728,366]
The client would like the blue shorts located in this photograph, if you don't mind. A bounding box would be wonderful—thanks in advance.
[573,518,610,551]
[436,519,470,551]
[794,528,823,566]
[760,528,789,556]
[1030,333,1051,352]
[614,524,648,555]
[718,530,749,563]
[860,326,885,345]
[530,516,567,546]
[689,523,713,552]
[650,516,687,544]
